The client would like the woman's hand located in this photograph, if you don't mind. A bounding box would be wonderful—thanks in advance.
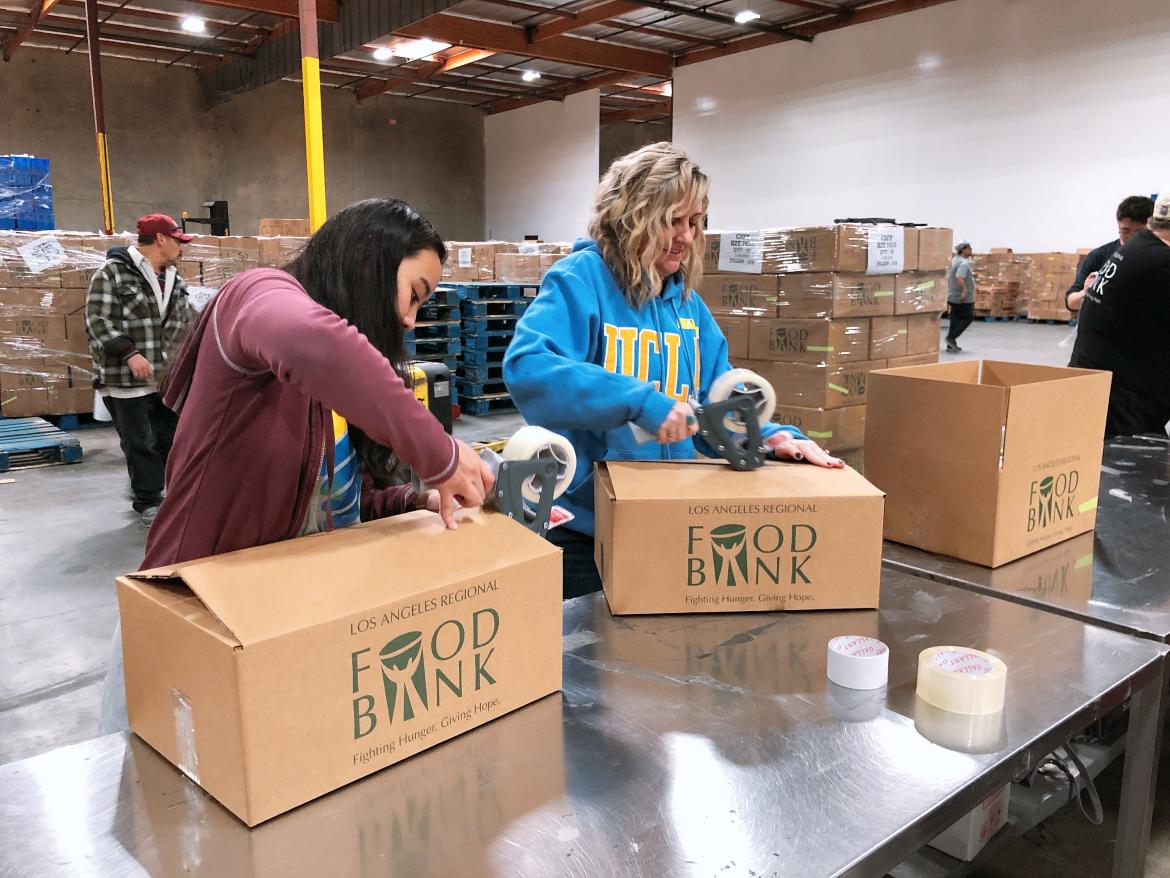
[415,489,442,513]
[766,432,845,468]
[432,440,495,528]
[657,401,699,445]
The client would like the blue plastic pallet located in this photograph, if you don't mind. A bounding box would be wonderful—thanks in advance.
[417,302,461,322]
[406,321,461,341]
[461,299,530,318]
[458,362,505,384]
[460,393,516,416]
[445,283,533,301]
[430,287,462,305]
[462,347,508,366]
[456,379,509,397]
[1026,318,1072,325]
[0,417,83,472]
[463,333,514,351]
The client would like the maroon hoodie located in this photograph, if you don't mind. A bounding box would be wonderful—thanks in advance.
[142,268,458,568]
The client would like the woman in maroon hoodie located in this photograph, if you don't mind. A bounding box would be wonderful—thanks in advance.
[100,198,492,731]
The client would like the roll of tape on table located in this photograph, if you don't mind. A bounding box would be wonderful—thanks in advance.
[916,646,1007,715]
[826,635,889,690]
[501,426,577,504]
[914,698,1007,754]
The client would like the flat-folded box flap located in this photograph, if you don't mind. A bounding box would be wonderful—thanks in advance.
[602,459,884,501]
[125,510,559,648]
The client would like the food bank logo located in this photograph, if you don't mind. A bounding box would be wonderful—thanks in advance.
[1027,470,1079,532]
[350,609,499,740]
[687,523,817,587]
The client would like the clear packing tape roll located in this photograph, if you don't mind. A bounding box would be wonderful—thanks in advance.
[916,646,1007,715]
[707,368,776,433]
[498,426,576,504]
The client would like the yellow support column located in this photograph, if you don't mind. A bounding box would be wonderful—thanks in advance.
[298,0,327,232]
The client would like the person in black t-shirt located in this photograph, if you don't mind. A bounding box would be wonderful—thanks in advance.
[1069,190,1170,437]
[1066,195,1154,312]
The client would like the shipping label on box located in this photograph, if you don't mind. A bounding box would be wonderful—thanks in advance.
[866,360,1111,567]
[743,358,887,409]
[870,315,909,359]
[866,226,905,274]
[595,460,884,615]
[774,404,867,451]
[117,510,563,826]
[748,318,870,364]
[718,232,765,274]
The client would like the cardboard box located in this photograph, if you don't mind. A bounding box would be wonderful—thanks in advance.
[495,253,541,284]
[594,460,884,614]
[258,218,311,237]
[716,314,750,360]
[870,315,909,360]
[698,273,778,314]
[916,228,955,271]
[895,272,948,315]
[905,314,941,356]
[774,404,867,452]
[929,786,1010,861]
[777,273,897,318]
[745,358,887,409]
[445,242,519,282]
[772,225,870,273]
[748,318,870,364]
[117,510,563,826]
[865,360,1110,567]
[885,352,939,369]
[0,359,51,417]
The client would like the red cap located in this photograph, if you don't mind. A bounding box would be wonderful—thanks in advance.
[137,213,194,243]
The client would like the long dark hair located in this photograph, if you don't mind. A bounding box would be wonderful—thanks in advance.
[284,198,446,485]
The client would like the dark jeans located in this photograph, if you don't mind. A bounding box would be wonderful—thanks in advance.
[545,526,603,600]
[105,393,178,512]
[946,302,974,344]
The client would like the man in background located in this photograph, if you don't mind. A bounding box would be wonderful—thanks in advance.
[1069,190,1170,437]
[85,214,196,526]
[945,241,976,353]
[1066,195,1155,311]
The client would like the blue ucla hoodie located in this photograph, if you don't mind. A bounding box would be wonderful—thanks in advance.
[504,239,805,537]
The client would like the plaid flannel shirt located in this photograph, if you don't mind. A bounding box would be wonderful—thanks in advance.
[85,249,196,389]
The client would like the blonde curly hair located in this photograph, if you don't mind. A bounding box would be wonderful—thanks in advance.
[589,142,709,309]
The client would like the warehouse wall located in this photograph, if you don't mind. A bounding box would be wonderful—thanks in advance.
[599,120,672,176]
[673,0,1170,252]
[485,90,600,243]
[0,50,486,239]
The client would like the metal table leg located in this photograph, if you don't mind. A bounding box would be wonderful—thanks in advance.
[1113,656,1169,878]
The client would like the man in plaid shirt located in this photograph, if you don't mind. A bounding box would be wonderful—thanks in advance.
[86,214,197,526]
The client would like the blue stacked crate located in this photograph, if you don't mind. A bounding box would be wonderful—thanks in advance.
[406,286,463,404]
[454,283,533,416]
[0,155,55,232]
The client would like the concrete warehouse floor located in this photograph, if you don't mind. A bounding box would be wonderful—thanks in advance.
[3,320,1169,877]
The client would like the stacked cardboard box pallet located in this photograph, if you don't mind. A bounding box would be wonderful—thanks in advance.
[699,224,953,472]
[0,230,309,418]
[1021,252,1078,322]
[970,249,1029,317]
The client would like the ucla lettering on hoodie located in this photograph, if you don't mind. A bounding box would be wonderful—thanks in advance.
[504,238,805,537]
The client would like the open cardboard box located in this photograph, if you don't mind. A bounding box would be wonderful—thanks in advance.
[865,360,1110,567]
[595,460,884,615]
[117,509,562,826]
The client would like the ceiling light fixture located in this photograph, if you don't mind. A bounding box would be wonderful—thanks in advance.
[522,70,541,83]
[734,10,760,24]
[180,16,206,33]
[396,38,448,61]
[372,46,394,61]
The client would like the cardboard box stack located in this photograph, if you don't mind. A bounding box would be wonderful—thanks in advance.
[697,224,952,471]
[1021,252,1078,322]
[970,249,1029,318]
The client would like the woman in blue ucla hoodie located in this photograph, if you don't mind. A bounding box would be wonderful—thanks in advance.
[504,143,844,599]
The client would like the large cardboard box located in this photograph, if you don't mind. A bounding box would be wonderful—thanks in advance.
[0,359,51,416]
[595,460,884,614]
[929,786,1010,861]
[916,228,955,271]
[777,272,897,318]
[748,317,870,364]
[745,358,887,409]
[698,273,778,314]
[870,315,909,360]
[771,225,869,273]
[895,272,948,315]
[495,253,563,284]
[865,361,1110,567]
[117,510,563,826]
[774,404,867,452]
[258,218,311,237]
[715,313,750,360]
[444,242,518,282]
[905,313,941,355]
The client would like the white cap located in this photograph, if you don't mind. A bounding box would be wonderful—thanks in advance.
[1154,190,1170,223]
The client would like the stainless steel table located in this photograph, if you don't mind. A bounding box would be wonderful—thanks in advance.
[1,570,1166,878]
[883,434,1170,643]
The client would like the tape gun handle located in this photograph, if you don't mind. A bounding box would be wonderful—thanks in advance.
[626,397,700,446]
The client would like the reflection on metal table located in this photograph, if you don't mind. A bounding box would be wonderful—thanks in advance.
[1,570,1166,878]
[883,434,1170,642]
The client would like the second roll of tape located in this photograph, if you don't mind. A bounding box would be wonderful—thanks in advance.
[916,646,1008,715]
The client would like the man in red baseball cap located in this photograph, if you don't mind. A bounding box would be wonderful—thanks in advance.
[84,213,197,526]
